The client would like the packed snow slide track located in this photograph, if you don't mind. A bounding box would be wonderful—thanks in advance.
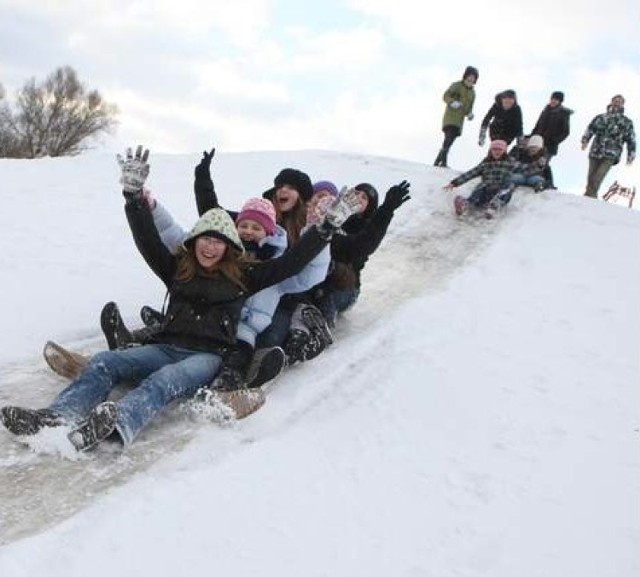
[0,180,507,545]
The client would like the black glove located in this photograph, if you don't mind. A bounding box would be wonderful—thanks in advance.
[194,147,215,180]
[382,180,411,211]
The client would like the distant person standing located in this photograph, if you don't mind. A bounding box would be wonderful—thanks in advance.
[434,65,479,168]
[581,94,636,199]
[532,91,573,189]
[478,89,523,146]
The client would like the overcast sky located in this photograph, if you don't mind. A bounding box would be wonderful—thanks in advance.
[1,0,639,192]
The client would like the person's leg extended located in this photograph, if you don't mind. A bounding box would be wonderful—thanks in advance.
[114,348,221,445]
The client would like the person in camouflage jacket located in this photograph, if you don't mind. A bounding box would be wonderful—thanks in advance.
[581,95,636,198]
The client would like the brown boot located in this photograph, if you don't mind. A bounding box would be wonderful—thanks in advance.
[43,340,89,380]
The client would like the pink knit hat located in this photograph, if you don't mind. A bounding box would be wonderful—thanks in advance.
[236,198,277,235]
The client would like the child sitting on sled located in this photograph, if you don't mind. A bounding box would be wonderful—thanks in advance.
[444,139,516,218]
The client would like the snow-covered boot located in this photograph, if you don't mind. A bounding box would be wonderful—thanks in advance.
[67,401,118,451]
[453,195,469,216]
[484,196,501,219]
[283,329,310,366]
[140,305,164,328]
[210,365,246,392]
[0,406,66,436]
[533,181,547,193]
[246,347,286,389]
[100,302,133,350]
[192,388,266,421]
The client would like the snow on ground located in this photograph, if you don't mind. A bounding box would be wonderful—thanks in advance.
[0,151,638,577]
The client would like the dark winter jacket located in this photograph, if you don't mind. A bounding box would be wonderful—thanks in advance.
[451,155,516,192]
[508,144,548,177]
[441,80,476,131]
[323,201,397,292]
[125,197,328,355]
[532,105,572,156]
[480,93,523,145]
[581,108,636,164]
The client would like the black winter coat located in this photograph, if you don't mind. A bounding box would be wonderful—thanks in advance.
[194,168,238,219]
[481,96,524,145]
[125,197,328,354]
[532,105,572,156]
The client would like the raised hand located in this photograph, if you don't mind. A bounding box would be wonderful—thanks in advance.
[316,188,362,238]
[117,145,150,196]
[382,180,411,211]
[194,147,216,180]
[326,188,362,227]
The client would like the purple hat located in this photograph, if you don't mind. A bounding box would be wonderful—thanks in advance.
[312,180,339,198]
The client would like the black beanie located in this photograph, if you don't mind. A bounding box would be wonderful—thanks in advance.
[270,168,313,201]
[463,66,479,82]
[551,91,564,103]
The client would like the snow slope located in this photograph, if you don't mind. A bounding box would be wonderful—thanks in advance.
[0,151,638,577]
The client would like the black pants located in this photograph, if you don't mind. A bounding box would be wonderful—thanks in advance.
[441,125,461,151]
[435,125,461,166]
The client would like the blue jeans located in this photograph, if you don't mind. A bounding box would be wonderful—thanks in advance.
[48,344,221,445]
[334,288,359,313]
[510,173,546,188]
[316,288,360,326]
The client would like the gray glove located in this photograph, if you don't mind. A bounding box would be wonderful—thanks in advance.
[324,188,361,225]
[117,145,150,196]
[315,188,362,239]
[478,129,487,147]
[449,100,462,109]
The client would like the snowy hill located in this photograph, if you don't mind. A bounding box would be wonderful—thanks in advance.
[0,151,639,577]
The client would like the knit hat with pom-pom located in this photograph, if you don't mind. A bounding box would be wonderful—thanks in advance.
[236,198,277,236]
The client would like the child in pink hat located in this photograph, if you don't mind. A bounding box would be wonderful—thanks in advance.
[444,139,516,217]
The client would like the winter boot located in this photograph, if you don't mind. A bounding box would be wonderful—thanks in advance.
[0,406,66,436]
[193,388,266,421]
[484,195,504,219]
[533,181,547,193]
[100,302,133,350]
[434,148,449,168]
[209,365,246,392]
[43,340,89,380]
[453,195,469,216]
[301,305,334,349]
[484,204,497,219]
[246,347,286,389]
[140,305,164,328]
[283,329,311,366]
[67,402,118,451]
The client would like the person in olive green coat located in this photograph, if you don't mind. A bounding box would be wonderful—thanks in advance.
[434,65,478,168]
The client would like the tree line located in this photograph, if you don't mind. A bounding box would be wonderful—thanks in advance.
[0,66,118,158]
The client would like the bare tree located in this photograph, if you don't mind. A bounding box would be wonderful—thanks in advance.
[0,66,118,158]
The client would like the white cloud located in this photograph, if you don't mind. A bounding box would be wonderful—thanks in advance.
[347,0,638,61]
[1,0,638,193]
